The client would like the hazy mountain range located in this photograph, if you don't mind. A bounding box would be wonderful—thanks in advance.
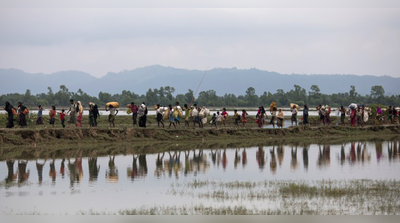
[1,65,399,96]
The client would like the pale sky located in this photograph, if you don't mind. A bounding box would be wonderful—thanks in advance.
[0,5,399,77]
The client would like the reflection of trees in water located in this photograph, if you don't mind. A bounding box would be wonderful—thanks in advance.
[302,146,309,171]
[234,149,241,169]
[49,160,56,183]
[36,160,46,185]
[88,157,100,182]
[5,160,16,183]
[317,145,330,168]
[270,147,277,175]
[18,160,29,183]
[388,141,400,162]
[290,146,298,171]
[106,156,118,183]
[68,158,83,187]
[256,147,265,170]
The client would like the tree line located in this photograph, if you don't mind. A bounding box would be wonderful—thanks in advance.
[0,84,398,108]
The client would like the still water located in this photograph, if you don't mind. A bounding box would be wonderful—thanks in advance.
[1,141,399,214]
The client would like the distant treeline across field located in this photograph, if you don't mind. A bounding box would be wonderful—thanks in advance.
[0,84,397,108]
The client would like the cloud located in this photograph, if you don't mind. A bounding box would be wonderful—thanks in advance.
[0,8,399,77]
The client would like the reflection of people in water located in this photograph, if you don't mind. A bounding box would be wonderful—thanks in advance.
[277,145,284,167]
[242,148,247,167]
[349,142,356,164]
[270,147,277,175]
[290,146,298,171]
[256,146,265,170]
[49,160,56,183]
[106,156,118,182]
[60,159,65,179]
[317,145,331,168]
[18,160,30,183]
[375,141,383,162]
[127,155,138,181]
[340,144,346,166]
[88,157,100,182]
[154,152,165,178]
[36,160,46,184]
[302,146,309,171]
[234,149,241,169]
[361,142,370,163]
[210,149,217,166]
[138,154,148,177]
[222,149,227,170]
[68,158,83,187]
[164,151,181,178]
[5,160,17,183]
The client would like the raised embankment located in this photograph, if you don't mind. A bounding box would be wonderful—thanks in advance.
[1,125,400,146]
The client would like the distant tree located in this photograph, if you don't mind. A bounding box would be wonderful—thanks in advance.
[370,85,385,99]
[245,87,258,106]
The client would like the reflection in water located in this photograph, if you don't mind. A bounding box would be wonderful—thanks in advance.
[18,160,30,183]
[222,149,227,170]
[303,146,309,171]
[68,158,83,188]
[49,160,56,183]
[376,142,383,162]
[60,159,65,179]
[36,160,45,185]
[234,149,241,169]
[256,147,265,170]
[88,157,100,182]
[270,147,277,175]
[1,141,400,188]
[317,145,330,169]
[155,152,165,178]
[106,156,118,183]
[242,148,247,167]
[5,160,16,183]
[388,141,400,162]
[277,146,284,167]
[290,146,298,171]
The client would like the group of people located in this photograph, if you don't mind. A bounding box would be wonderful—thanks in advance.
[3,99,400,129]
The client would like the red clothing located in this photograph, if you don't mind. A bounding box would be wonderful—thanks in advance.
[131,105,138,113]
[60,113,66,120]
[222,111,228,117]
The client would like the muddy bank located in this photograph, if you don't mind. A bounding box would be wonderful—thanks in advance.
[1,125,400,146]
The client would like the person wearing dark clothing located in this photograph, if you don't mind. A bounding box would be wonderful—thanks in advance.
[303,104,309,125]
[3,101,15,128]
[93,103,100,127]
[17,102,28,127]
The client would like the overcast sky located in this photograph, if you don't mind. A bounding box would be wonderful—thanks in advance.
[0,7,399,77]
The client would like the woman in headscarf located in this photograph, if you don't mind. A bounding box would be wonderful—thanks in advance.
[376,106,383,125]
[76,101,84,127]
[3,101,15,128]
[256,106,266,128]
[350,107,357,127]
[17,102,28,128]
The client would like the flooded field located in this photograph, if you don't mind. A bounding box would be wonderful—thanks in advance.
[1,140,399,215]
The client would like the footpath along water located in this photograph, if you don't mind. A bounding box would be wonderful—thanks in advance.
[1,140,399,214]
[0,109,322,117]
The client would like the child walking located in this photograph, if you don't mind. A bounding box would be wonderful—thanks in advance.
[36,105,46,128]
[241,109,248,127]
[234,109,240,127]
[59,109,66,128]
[49,106,56,128]
[211,113,217,128]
